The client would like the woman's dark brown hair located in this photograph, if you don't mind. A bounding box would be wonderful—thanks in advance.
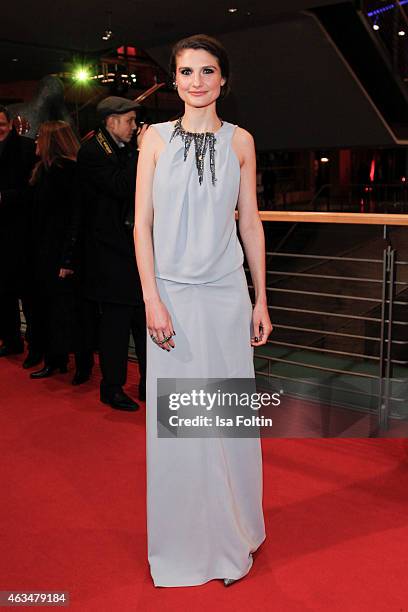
[169,34,230,99]
[30,120,79,185]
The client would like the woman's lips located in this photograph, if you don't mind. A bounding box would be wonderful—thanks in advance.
[189,91,207,96]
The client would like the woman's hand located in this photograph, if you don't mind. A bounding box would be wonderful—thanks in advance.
[146,297,175,351]
[59,268,74,278]
[251,302,273,347]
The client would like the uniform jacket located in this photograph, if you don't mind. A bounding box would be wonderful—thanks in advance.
[77,127,142,305]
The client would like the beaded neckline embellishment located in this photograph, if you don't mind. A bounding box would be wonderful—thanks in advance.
[169,117,223,186]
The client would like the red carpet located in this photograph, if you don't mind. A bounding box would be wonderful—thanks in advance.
[1,354,408,611]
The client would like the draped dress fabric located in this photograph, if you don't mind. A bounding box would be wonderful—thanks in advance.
[146,121,265,587]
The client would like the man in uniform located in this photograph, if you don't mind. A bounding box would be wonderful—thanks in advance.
[77,96,147,411]
[0,105,36,358]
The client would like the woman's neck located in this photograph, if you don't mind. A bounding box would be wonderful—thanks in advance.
[181,105,221,133]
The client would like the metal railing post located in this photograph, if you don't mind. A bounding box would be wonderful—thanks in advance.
[384,246,396,430]
[378,244,389,429]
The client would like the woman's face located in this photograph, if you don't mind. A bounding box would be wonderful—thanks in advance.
[175,48,226,109]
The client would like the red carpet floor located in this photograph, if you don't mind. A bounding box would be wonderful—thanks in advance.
[1,353,408,611]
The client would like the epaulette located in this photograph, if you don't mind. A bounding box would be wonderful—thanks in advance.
[96,130,113,155]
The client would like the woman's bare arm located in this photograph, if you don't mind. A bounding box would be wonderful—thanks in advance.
[233,127,273,346]
[134,127,175,350]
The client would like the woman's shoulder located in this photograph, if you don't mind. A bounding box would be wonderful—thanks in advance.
[149,121,172,138]
[64,157,77,167]
[49,158,77,181]
[141,123,171,152]
[221,121,254,144]
[50,157,77,176]
[231,126,254,145]
[229,126,255,167]
[52,157,77,168]
[151,120,172,128]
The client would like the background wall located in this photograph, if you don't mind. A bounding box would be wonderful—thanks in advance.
[147,13,395,149]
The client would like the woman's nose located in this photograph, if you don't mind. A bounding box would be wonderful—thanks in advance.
[192,72,202,87]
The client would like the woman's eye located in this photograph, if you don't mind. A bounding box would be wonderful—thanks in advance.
[203,68,214,74]
[180,69,191,75]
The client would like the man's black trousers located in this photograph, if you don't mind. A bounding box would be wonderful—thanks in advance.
[98,301,146,397]
[0,294,21,348]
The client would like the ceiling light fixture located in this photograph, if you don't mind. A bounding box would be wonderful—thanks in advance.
[74,67,90,82]
[398,30,406,36]
[228,8,238,13]
[102,11,113,41]
[368,0,408,18]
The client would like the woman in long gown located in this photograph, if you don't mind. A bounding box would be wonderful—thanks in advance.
[134,34,272,587]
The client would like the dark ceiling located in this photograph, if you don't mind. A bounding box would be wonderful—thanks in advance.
[2,0,401,148]
[1,0,340,81]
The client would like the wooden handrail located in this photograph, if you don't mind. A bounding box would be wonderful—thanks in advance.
[256,211,408,226]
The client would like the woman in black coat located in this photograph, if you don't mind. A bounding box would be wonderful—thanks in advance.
[28,120,85,379]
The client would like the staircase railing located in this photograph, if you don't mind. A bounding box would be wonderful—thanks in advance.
[248,212,408,436]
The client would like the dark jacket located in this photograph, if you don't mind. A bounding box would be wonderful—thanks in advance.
[29,158,80,294]
[0,130,36,295]
[77,127,142,305]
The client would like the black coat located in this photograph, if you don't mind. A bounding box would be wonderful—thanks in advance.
[29,158,80,294]
[0,130,36,295]
[77,127,142,306]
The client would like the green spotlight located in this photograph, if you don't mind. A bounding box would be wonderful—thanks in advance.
[74,67,90,82]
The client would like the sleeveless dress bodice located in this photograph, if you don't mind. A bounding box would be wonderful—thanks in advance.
[151,120,243,284]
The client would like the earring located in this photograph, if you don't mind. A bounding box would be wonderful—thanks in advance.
[173,81,177,90]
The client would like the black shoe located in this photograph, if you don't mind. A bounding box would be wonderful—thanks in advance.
[100,389,139,411]
[30,365,68,379]
[72,370,92,386]
[22,352,43,369]
[0,343,24,357]
[138,382,146,402]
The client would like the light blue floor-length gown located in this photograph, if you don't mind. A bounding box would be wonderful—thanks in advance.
[146,120,265,587]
